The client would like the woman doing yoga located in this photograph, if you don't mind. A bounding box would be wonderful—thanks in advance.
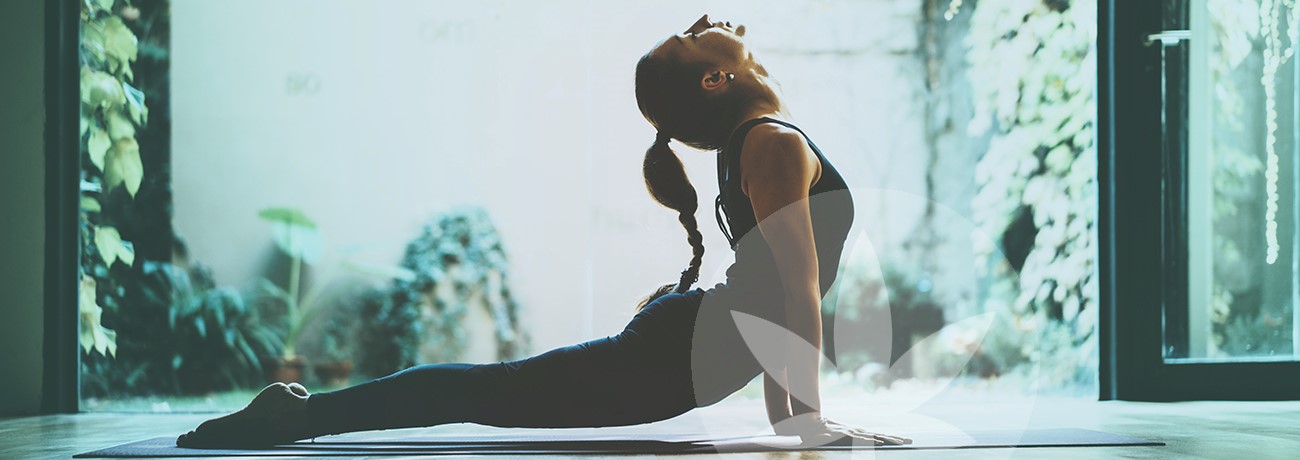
[176,14,911,448]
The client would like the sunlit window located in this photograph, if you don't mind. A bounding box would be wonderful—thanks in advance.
[1176,0,1298,361]
[78,0,1100,412]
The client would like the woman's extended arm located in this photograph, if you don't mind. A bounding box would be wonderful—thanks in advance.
[763,368,793,425]
[741,123,910,446]
[764,367,820,429]
[739,123,825,425]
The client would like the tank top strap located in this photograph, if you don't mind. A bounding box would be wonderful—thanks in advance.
[715,116,814,249]
[721,117,832,191]
[717,117,779,192]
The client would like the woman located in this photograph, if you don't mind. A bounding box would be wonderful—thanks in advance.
[176,14,911,449]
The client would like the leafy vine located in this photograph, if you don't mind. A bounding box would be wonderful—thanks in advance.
[79,0,150,359]
[963,0,1099,383]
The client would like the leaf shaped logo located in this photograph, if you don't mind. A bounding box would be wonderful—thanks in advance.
[730,308,991,449]
[685,187,1039,454]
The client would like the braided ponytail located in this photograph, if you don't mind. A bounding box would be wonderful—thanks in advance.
[631,45,742,312]
[635,134,706,312]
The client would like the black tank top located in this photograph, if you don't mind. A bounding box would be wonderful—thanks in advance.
[704,117,855,321]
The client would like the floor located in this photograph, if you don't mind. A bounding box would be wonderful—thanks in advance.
[2,396,1298,459]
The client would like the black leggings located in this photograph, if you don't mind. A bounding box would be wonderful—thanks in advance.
[302,288,760,437]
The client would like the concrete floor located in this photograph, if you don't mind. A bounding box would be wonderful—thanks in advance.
[2,397,1298,459]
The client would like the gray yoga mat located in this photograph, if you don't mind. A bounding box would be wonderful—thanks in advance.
[75,428,1163,457]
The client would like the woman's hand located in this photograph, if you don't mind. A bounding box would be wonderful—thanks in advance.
[772,412,912,447]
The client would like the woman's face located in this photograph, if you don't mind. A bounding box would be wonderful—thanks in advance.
[651,14,749,69]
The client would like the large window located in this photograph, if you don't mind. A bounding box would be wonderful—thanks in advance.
[74,0,1101,413]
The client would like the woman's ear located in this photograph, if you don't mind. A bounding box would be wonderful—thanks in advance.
[701,69,730,92]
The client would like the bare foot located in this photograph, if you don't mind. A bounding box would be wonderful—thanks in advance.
[175,382,312,448]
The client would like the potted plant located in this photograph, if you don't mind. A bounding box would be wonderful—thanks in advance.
[356,207,529,378]
[256,207,326,383]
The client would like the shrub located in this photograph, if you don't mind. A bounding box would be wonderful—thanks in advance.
[357,207,529,377]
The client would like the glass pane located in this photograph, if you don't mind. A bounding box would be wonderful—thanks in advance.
[79,0,1099,414]
[1174,0,1300,361]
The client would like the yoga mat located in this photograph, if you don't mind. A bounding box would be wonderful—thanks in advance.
[76,428,1163,457]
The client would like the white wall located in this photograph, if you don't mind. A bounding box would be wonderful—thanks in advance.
[170,0,934,357]
[0,0,46,417]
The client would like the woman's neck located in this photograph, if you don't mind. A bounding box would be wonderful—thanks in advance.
[730,71,789,132]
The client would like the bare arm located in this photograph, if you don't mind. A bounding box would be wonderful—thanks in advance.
[764,367,819,427]
[740,124,824,423]
[763,369,791,425]
[740,123,912,446]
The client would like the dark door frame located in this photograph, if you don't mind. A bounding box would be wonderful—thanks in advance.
[44,0,82,414]
[1099,0,1300,401]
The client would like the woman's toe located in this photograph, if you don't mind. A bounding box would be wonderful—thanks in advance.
[176,429,203,448]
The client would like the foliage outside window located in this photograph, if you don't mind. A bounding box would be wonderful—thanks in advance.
[784,0,1099,393]
[79,0,145,360]
[964,0,1100,389]
[79,0,289,403]
[1199,0,1296,357]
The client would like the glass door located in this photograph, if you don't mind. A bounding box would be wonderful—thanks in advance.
[1168,0,1298,363]
[1102,0,1300,401]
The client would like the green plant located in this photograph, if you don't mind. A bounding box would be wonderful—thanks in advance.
[79,276,118,358]
[256,207,326,360]
[358,207,529,377]
[155,261,284,392]
[78,0,149,361]
[81,241,284,397]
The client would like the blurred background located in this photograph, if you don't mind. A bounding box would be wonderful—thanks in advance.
[75,0,1295,413]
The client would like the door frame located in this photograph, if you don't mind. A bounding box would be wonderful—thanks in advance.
[1099,0,1300,401]
[44,0,83,414]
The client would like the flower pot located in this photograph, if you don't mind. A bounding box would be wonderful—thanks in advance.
[270,355,307,383]
[313,360,354,387]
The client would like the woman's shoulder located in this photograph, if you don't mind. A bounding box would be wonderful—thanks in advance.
[728,117,803,150]
[736,122,819,193]
[747,121,806,148]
